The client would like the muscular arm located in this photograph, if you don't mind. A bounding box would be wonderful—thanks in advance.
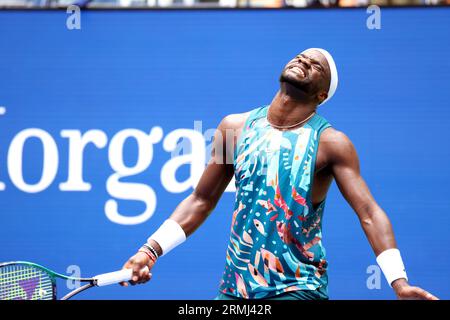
[324,129,395,255]
[121,114,244,285]
[148,114,244,255]
[168,117,237,236]
[323,128,437,299]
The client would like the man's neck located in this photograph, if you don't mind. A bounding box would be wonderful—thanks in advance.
[268,83,317,127]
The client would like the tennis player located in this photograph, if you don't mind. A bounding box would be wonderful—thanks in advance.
[121,48,438,300]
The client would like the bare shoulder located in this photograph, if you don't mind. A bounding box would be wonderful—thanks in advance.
[320,127,353,148]
[320,127,358,163]
[219,112,251,131]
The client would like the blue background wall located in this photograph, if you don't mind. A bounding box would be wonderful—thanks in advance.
[0,8,449,299]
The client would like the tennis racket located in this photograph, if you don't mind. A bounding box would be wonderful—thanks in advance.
[0,261,149,300]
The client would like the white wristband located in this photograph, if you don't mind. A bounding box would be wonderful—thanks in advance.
[376,248,408,287]
[148,219,186,256]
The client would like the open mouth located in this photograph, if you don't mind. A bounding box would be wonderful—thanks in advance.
[290,66,306,77]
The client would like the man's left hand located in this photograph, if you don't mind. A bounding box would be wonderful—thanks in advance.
[392,279,439,300]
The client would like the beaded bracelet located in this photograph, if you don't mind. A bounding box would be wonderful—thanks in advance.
[142,243,159,260]
[138,248,157,263]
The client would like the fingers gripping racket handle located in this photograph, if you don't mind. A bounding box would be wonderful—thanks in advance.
[94,266,149,287]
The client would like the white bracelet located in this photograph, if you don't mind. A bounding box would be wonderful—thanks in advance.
[376,248,408,287]
[148,219,186,256]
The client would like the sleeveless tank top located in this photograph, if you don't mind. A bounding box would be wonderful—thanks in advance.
[219,105,332,299]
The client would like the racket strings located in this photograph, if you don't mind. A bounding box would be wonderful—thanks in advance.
[0,264,54,300]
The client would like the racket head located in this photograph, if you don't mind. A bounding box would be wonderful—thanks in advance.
[0,261,57,300]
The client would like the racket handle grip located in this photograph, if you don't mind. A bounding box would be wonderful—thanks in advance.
[95,266,149,287]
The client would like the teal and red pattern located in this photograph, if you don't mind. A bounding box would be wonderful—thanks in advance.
[219,105,332,299]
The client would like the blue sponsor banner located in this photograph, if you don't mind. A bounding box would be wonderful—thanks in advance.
[0,8,449,299]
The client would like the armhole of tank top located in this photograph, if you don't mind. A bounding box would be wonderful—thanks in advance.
[307,123,332,211]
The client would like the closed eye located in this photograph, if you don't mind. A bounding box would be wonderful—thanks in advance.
[311,61,324,72]
[300,54,325,73]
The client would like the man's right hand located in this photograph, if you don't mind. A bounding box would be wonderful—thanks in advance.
[119,251,155,286]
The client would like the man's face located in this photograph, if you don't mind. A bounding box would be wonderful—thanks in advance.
[279,50,331,102]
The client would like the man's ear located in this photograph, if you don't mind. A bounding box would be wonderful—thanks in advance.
[318,91,328,104]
